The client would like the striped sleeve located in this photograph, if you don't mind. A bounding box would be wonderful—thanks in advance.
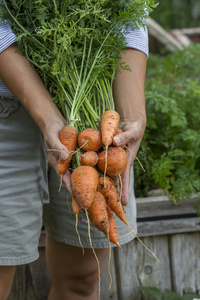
[0,19,16,53]
[0,8,17,96]
[124,25,149,57]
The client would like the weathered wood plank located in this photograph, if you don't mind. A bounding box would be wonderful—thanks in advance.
[169,232,200,295]
[115,236,171,300]
[136,194,200,218]
[137,217,200,237]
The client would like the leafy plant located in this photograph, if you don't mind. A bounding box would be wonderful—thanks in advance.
[1,0,155,132]
[134,43,200,203]
[150,0,200,30]
[139,286,200,300]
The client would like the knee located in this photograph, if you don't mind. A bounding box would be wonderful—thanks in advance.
[70,269,100,296]
[52,268,100,298]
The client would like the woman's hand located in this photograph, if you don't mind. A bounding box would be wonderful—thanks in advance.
[114,116,146,205]
[43,118,73,194]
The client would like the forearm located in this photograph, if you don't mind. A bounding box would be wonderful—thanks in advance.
[113,48,147,126]
[0,43,65,134]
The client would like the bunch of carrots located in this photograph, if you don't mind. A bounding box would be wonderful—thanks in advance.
[57,109,159,264]
[56,110,158,298]
[57,109,126,248]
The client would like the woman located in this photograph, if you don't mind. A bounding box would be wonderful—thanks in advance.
[0,2,148,299]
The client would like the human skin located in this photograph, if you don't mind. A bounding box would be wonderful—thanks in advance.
[113,48,147,206]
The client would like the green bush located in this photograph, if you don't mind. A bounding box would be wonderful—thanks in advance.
[134,43,200,203]
[139,286,200,300]
[150,0,200,30]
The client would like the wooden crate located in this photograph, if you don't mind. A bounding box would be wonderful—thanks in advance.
[9,194,200,300]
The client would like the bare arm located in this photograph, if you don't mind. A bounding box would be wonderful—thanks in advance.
[113,48,147,205]
[0,43,70,177]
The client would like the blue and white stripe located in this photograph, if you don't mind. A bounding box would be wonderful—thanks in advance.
[125,26,149,57]
[0,18,17,96]
[0,12,149,96]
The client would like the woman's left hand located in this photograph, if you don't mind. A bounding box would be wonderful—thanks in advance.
[113,117,146,206]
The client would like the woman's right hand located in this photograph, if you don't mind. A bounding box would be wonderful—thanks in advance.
[43,118,72,194]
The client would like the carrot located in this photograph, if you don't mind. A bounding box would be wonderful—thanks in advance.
[72,196,80,215]
[71,167,102,297]
[79,151,99,167]
[78,128,102,151]
[99,176,159,261]
[101,110,120,149]
[71,166,99,210]
[107,206,121,248]
[97,146,127,176]
[88,191,109,236]
[57,125,78,181]
[71,195,85,254]
[98,175,127,225]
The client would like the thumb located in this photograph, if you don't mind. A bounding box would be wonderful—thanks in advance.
[113,131,132,147]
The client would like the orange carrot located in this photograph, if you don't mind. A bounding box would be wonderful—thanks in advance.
[79,151,99,167]
[97,146,127,176]
[107,206,121,248]
[72,196,80,215]
[99,176,159,261]
[88,191,109,236]
[71,166,99,210]
[78,128,102,151]
[101,110,120,149]
[57,126,78,179]
[98,176,128,226]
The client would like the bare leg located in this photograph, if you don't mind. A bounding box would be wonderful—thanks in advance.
[46,235,109,300]
[0,266,16,300]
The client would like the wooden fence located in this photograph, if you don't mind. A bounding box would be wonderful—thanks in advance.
[8,193,200,300]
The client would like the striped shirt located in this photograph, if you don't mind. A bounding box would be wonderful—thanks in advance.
[0,11,149,96]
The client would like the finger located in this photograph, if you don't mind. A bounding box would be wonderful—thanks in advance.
[120,162,132,206]
[113,131,131,147]
[120,149,134,205]
[46,140,70,161]
[120,169,130,206]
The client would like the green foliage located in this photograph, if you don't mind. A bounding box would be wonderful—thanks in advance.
[1,0,156,130]
[139,286,200,300]
[150,0,200,30]
[134,43,200,203]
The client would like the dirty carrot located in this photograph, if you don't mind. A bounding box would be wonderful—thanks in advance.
[71,165,99,210]
[79,151,99,167]
[97,146,127,176]
[88,191,109,237]
[78,128,102,151]
[71,195,84,254]
[101,110,120,149]
[57,125,78,187]
[98,176,159,261]
[98,176,126,224]
[107,206,121,248]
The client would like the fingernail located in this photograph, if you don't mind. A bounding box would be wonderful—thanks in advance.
[113,136,121,146]
[60,151,69,160]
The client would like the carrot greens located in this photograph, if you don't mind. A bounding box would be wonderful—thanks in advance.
[1,0,155,131]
